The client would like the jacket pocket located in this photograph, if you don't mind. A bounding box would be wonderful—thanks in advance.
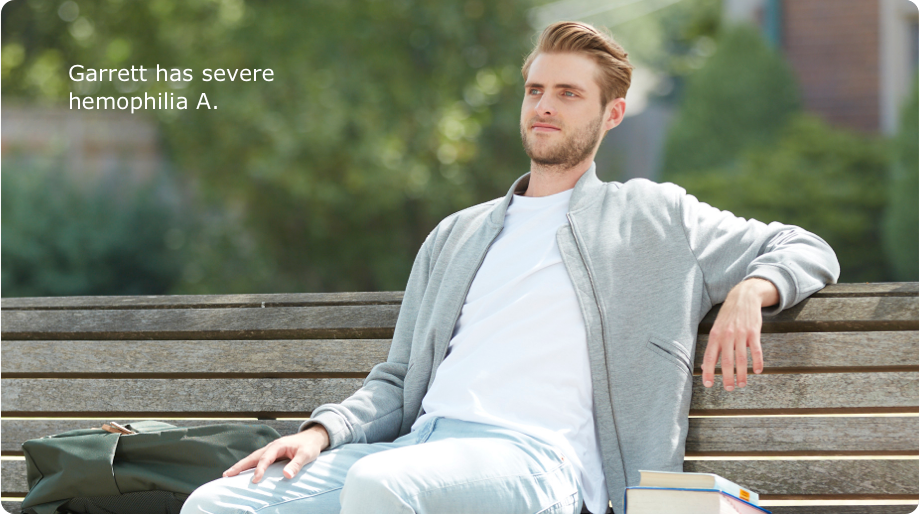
[646,335,693,377]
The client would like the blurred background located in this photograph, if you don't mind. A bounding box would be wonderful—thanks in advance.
[2,0,917,297]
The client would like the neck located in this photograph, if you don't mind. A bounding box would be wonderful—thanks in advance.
[523,156,594,197]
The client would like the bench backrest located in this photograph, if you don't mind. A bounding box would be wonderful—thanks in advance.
[2,283,917,513]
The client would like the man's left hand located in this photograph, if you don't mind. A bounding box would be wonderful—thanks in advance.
[701,278,779,391]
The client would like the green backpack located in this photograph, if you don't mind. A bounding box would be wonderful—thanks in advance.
[21,421,281,514]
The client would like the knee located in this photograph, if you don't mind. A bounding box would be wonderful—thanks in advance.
[340,456,412,512]
[180,477,246,514]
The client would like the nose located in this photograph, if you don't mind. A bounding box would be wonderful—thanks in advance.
[534,94,557,117]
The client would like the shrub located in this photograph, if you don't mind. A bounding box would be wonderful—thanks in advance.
[1,161,185,297]
[661,25,800,179]
[882,79,919,280]
[675,114,890,283]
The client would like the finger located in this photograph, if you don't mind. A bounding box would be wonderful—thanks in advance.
[224,447,265,477]
[701,333,721,388]
[735,332,748,388]
[252,444,284,484]
[750,330,764,374]
[283,447,315,479]
[721,333,735,391]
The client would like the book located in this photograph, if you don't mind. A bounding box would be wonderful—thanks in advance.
[625,487,772,514]
[638,470,760,505]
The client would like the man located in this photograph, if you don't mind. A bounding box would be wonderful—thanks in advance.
[182,21,839,514]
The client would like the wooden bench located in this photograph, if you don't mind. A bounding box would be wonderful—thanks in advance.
[2,283,918,513]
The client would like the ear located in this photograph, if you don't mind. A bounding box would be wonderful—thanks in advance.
[603,98,627,131]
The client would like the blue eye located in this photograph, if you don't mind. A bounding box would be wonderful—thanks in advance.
[529,88,540,95]
[564,91,575,97]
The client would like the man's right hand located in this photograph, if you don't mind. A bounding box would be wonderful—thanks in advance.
[223,424,330,483]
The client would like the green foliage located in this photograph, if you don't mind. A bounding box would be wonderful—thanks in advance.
[2,0,538,293]
[1,160,185,297]
[677,115,891,283]
[661,25,800,179]
[609,0,721,80]
[882,79,919,281]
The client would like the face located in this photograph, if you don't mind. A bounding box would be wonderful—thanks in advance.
[520,52,626,169]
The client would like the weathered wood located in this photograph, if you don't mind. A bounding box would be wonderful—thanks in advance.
[5,333,917,379]
[1,339,391,376]
[702,297,918,332]
[1,304,401,341]
[685,416,920,455]
[813,282,919,297]
[1,419,305,455]
[768,506,919,514]
[695,331,919,371]
[0,503,916,514]
[0,501,917,513]
[1,378,364,416]
[4,373,915,416]
[683,459,919,496]
[3,332,916,378]
[2,460,28,496]
[4,296,916,342]
[5,417,915,457]
[1,283,912,311]
[4,458,916,499]
[2,502,22,514]
[690,372,918,413]
[0,291,404,311]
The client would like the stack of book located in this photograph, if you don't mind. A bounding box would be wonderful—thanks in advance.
[625,470,771,514]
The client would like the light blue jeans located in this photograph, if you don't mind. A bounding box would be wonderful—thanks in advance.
[180,417,584,514]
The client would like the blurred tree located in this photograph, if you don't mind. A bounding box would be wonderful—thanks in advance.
[660,25,800,179]
[2,0,537,293]
[608,0,721,81]
[1,159,185,296]
[677,115,891,283]
[882,78,919,281]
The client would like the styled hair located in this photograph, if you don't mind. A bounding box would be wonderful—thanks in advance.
[521,21,633,107]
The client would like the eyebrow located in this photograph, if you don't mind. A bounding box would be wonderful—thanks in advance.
[525,82,587,93]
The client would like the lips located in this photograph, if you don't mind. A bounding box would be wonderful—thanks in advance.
[531,122,561,132]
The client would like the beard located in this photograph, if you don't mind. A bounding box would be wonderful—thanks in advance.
[520,112,604,169]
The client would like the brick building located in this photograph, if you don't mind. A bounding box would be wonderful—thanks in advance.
[727,0,919,134]
[1,105,162,182]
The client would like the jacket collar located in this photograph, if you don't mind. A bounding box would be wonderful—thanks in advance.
[488,162,606,225]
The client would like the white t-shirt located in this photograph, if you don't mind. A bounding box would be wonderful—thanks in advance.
[413,188,609,514]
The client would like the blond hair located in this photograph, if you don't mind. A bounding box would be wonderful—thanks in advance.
[522,21,633,107]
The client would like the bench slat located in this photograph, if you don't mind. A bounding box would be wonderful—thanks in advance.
[4,459,917,498]
[701,297,918,332]
[3,461,28,497]
[4,332,915,377]
[1,419,305,454]
[1,378,364,416]
[0,291,404,311]
[3,417,916,456]
[1,305,400,341]
[697,331,918,371]
[768,507,919,514]
[3,373,916,416]
[685,416,919,455]
[690,372,918,414]
[3,296,916,342]
[684,459,919,497]
[1,283,912,312]
[2,502,918,514]
[1,339,391,376]
[811,282,919,297]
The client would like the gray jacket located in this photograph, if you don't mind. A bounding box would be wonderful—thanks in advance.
[304,163,840,512]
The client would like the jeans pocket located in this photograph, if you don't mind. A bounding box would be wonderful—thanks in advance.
[535,491,581,514]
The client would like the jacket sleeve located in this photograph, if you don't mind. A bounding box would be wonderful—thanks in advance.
[299,233,435,448]
[677,186,840,315]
